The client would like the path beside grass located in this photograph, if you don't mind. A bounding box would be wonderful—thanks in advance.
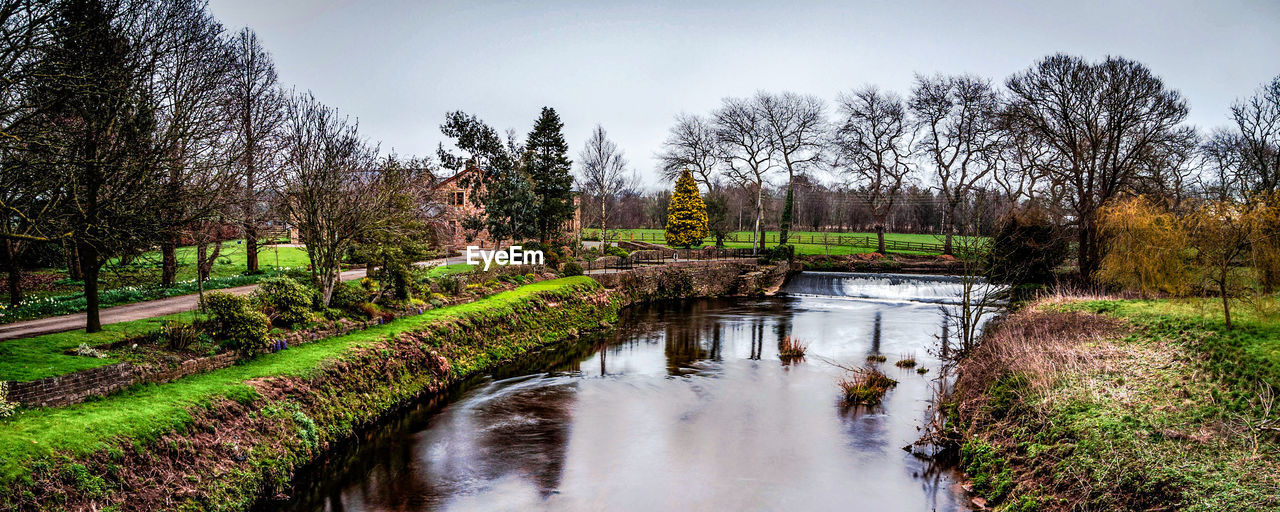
[0,268,371,342]
[0,276,595,483]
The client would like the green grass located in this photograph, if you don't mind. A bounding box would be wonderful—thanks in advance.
[424,263,477,278]
[1066,296,1280,391]
[5,242,311,305]
[587,228,950,255]
[0,276,595,482]
[0,311,205,382]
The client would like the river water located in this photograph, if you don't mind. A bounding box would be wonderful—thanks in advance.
[275,273,972,512]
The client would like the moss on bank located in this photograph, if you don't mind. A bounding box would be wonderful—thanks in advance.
[949,297,1280,511]
[0,276,613,511]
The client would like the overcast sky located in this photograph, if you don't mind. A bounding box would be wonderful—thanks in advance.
[206,0,1280,189]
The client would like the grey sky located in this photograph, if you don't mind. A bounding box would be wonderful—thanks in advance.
[207,0,1280,189]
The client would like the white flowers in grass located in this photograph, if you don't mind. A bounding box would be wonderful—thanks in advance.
[0,382,15,418]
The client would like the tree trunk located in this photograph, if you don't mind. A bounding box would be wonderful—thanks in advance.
[4,240,21,306]
[943,204,955,256]
[601,197,608,247]
[66,242,82,281]
[245,224,259,273]
[876,223,886,254]
[1077,216,1099,285]
[779,185,794,247]
[161,232,178,286]
[753,183,764,254]
[1221,280,1232,330]
[80,242,101,333]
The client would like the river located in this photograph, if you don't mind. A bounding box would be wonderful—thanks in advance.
[273,272,973,512]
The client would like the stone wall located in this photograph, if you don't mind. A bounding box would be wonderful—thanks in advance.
[597,260,790,302]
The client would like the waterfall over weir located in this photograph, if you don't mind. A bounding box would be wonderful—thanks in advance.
[781,271,972,304]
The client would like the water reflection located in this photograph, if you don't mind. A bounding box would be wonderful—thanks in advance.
[276,279,972,512]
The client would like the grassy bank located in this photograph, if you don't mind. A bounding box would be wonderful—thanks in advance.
[949,296,1280,511]
[0,276,610,510]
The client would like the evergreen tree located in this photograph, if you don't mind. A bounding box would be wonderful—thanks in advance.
[524,107,574,242]
[665,169,709,248]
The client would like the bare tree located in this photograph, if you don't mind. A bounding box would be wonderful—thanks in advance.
[909,74,1003,255]
[1227,76,1280,199]
[834,86,915,254]
[1005,54,1193,283]
[657,113,722,188]
[144,0,238,286]
[227,27,284,273]
[277,92,381,305]
[1200,128,1247,202]
[756,91,826,245]
[714,97,778,253]
[578,124,629,246]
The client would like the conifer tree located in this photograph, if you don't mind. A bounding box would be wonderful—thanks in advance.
[524,107,574,242]
[665,169,709,248]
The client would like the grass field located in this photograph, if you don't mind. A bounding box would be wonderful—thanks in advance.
[424,262,477,278]
[0,311,207,382]
[585,228,951,256]
[0,276,596,482]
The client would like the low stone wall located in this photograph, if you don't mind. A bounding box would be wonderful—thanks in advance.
[596,260,790,302]
[8,313,389,408]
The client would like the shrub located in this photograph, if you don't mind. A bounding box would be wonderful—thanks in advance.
[435,275,463,296]
[560,261,583,277]
[895,354,917,368]
[252,276,313,327]
[604,245,630,258]
[201,292,269,354]
[328,282,367,310]
[161,320,199,351]
[987,206,1068,286]
[0,381,16,418]
[758,244,795,264]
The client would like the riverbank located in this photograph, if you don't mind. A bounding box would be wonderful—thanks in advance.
[0,262,788,511]
[945,295,1280,511]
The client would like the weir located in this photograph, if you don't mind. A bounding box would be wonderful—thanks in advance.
[781,271,972,304]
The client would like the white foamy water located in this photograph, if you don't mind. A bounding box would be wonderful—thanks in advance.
[781,271,977,304]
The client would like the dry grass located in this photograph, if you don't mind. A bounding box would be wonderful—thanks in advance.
[778,336,807,360]
[866,354,887,363]
[953,307,1126,412]
[839,365,898,406]
[894,353,917,368]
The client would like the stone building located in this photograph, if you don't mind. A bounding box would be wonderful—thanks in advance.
[433,166,581,250]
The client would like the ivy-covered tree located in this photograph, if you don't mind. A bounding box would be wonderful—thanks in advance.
[524,107,574,242]
[665,169,709,248]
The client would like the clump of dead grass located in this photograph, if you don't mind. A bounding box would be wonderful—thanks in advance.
[778,336,807,361]
[839,365,898,406]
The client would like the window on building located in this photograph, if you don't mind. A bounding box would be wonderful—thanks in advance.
[453,191,465,206]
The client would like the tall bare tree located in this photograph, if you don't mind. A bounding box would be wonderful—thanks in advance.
[578,124,630,246]
[756,91,826,245]
[227,27,284,273]
[714,97,777,253]
[144,0,238,286]
[834,86,915,254]
[1227,76,1280,198]
[909,74,1003,255]
[1005,54,1192,283]
[278,92,381,305]
[657,113,721,188]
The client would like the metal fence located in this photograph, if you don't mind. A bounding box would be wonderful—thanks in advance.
[594,230,946,254]
[581,247,756,273]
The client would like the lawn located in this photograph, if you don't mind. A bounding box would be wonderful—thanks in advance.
[1065,295,1280,389]
[0,311,206,382]
[584,228,951,255]
[424,262,477,278]
[5,242,311,304]
[0,276,596,482]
